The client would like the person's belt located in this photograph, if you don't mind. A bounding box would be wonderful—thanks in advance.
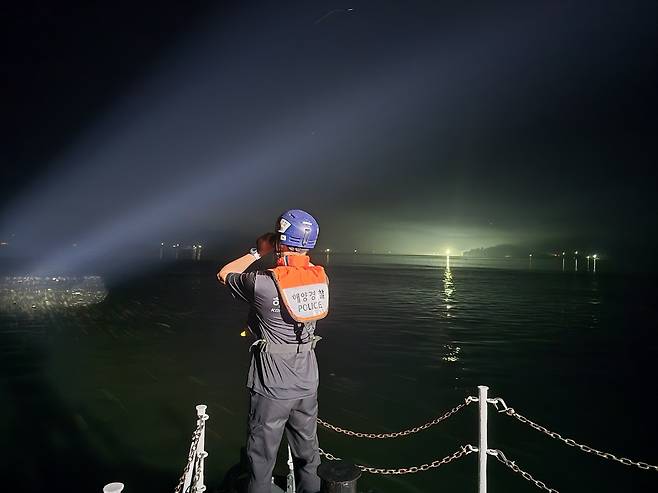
[250,336,322,354]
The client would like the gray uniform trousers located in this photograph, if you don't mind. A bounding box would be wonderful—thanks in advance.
[247,390,321,493]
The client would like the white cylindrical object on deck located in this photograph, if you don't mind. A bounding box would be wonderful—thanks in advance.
[103,483,124,493]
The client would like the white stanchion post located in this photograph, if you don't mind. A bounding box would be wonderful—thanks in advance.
[103,483,124,493]
[196,404,208,492]
[478,385,489,493]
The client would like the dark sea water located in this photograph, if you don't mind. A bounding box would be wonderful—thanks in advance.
[1,254,657,492]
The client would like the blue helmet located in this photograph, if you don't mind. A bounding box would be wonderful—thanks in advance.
[276,209,320,249]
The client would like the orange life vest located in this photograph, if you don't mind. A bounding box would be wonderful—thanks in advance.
[269,254,329,323]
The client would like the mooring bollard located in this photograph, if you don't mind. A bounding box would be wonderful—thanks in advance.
[102,483,124,493]
[317,460,361,493]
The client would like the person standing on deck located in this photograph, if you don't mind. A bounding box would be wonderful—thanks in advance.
[218,209,328,493]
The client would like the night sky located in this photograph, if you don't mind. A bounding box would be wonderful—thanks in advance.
[2,1,657,270]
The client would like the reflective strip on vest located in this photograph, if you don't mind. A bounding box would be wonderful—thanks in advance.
[279,282,329,322]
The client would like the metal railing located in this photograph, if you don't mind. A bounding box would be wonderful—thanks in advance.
[103,386,658,492]
[104,404,211,493]
[317,385,658,492]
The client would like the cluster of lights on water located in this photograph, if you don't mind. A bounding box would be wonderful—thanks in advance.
[0,276,107,312]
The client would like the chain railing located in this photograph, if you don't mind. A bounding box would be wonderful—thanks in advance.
[314,386,657,493]
[173,407,209,493]
[173,423,202,493]
[319,444,478,475]
[317,396,474,439]
[489,397,658,472]
[488,449,559,493]
[191,452,208,493]
[105,388,657,493]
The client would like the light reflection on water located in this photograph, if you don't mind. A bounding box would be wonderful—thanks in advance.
[0,276,107,312]
[441,267,460,362]
[443,266,454,315]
